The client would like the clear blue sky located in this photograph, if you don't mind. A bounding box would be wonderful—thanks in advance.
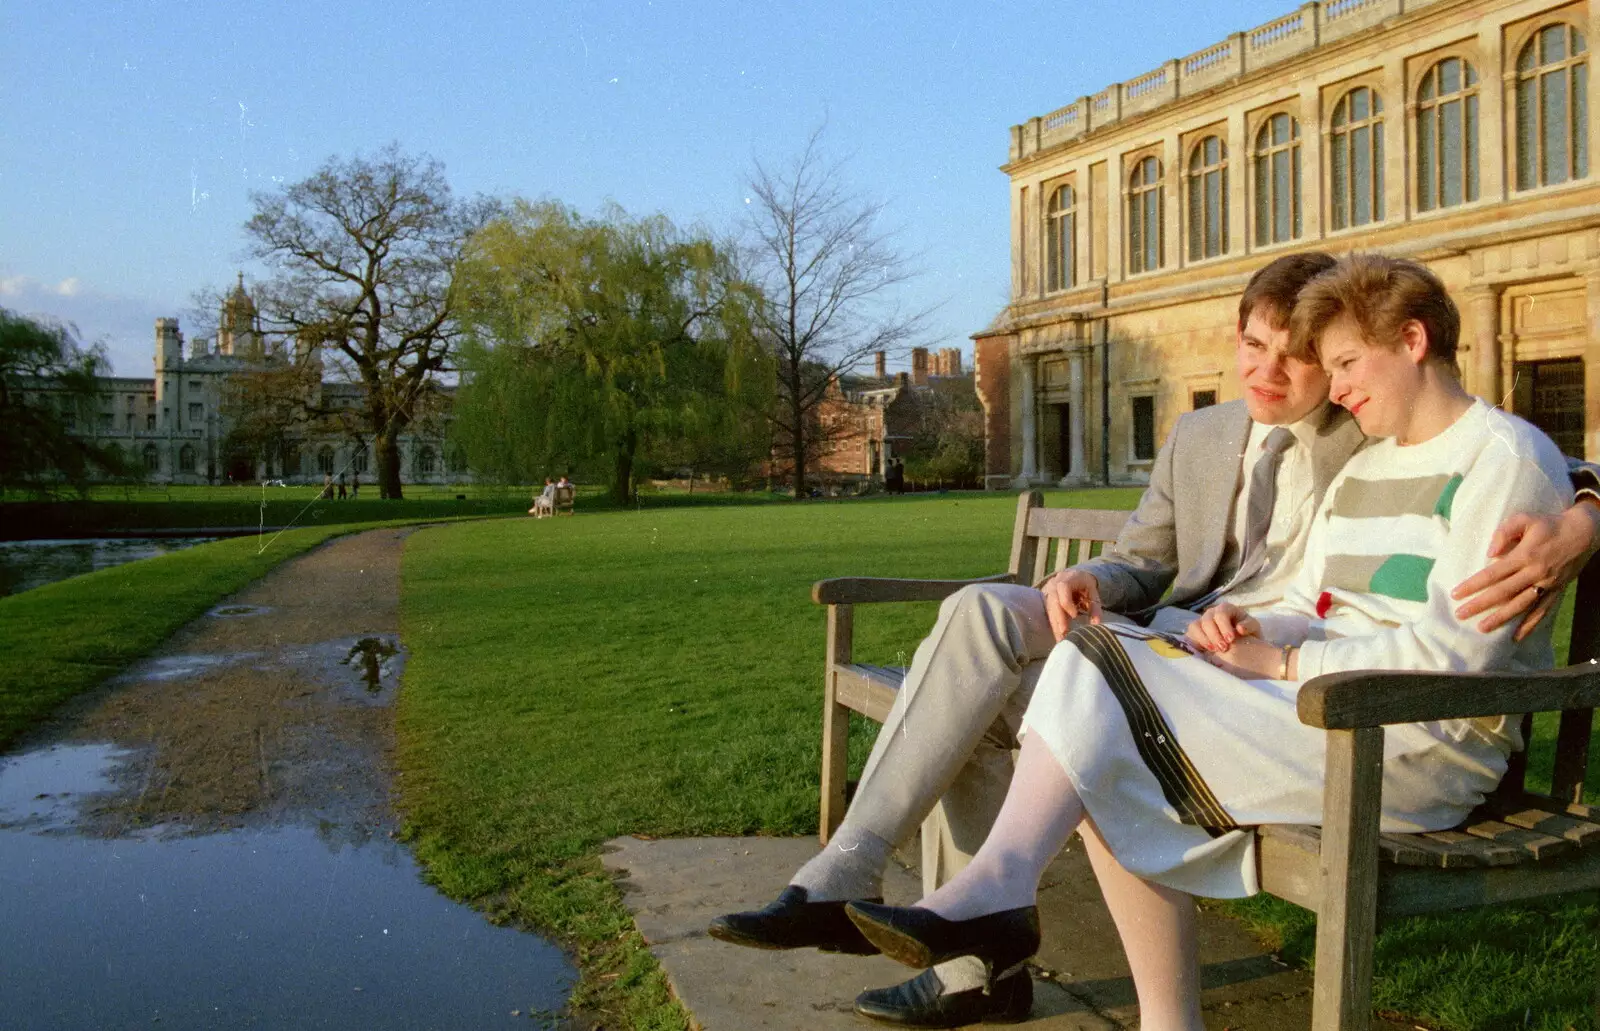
[1,0,1291,376]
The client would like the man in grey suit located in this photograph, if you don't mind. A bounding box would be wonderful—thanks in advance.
[711,253,1600,1027]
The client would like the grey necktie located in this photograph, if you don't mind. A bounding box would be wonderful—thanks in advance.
[1191,426,1296,610]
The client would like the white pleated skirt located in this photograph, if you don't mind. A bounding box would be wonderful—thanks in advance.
[1023,623,1511,898]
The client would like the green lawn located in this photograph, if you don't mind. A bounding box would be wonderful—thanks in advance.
[394,492,1596,1031]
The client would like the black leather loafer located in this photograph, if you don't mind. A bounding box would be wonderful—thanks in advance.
[855,967,1033,1027]
[707,886,881,954]
[844,901,1040,976]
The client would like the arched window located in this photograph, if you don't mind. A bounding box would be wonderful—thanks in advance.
[1254,114,1302,245]
[417,447,437,475]
[1045,184,1076,292]
[1330,86,1385,229]
[1127,156,1164,274]
[317,446,335,476]
[142,444,160,473]
[1417,58,1480,211]
[178,445,196,474]
[351,447,369,475]
[1516,23,1589,190]
[1186,136,1228,261]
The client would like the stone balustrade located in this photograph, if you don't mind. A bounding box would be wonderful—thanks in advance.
[1009,0,1425,162]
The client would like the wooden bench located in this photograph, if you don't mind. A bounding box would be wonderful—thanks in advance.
[813,490,1600,1030]
[553,483,575,516]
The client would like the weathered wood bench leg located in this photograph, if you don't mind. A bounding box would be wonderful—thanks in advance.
[820,603,853,846]
[1311,726,1384,1031]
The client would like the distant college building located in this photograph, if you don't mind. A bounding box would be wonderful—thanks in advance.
[22,277,457,486]
[976,0,1599,487]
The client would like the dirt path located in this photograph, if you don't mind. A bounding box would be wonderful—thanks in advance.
[32,527,412,835]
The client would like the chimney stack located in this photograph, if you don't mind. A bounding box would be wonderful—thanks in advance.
[911,347,930,385]
[874,351,887,379]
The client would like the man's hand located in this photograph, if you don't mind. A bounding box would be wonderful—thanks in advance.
[1040,569,1103,642]
[1185,602,1260,653]
[1452,501,1600,641]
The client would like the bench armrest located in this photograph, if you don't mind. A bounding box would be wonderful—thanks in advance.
[812,573,1017,605]
[1298,664,1600,730]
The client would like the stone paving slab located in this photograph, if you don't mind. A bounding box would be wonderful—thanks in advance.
[603,834,1415,1031]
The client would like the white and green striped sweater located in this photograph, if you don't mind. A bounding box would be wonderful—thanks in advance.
[1253,400,1573,696]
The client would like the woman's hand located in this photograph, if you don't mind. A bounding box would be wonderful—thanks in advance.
[1451,502,1600,641]
[1203,636,1294,680]
[1185,602,1261,652]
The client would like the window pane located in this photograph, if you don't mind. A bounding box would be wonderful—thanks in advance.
[1272,149,1290,241]
[1466,93,1480,200]
[1441,99,1463,207]
[1374,124,1385,221]
[1331,136,1349,228]
[1219,168,1228,251]
[1418,107,1438,211]
[1544,25,1567,64]
[1351,88,1369,121]
[1420,70,1436,102]
[1517,79,1539,189]
[1188,177,1202,261]
[1353,125,1372,225]
[1145,190,1161,270]
[1064,213,1075,287]
[1255,153,1270,245]
[1575,63,1588,178]
[1518,39,1537,73]
[1332,99,1348,129]
[1440,58,1460,94]
[1208,170,1223,255]
[1543,69,1570,184]
[1128,193,1143,272]
[1574,27,1587,54]
[1273,113,1289,145]
[1291,147,1302,237]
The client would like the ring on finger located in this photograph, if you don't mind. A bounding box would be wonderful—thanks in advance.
[1532,585,1548,600]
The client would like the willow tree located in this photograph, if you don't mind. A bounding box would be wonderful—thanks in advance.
[243,145,498,498]
[0,309,128,494]
[452,201,770,504]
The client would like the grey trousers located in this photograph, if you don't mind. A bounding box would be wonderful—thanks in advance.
[842,583,1064,896]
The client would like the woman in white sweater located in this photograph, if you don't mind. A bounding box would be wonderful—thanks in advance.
[843,254,1574,1031]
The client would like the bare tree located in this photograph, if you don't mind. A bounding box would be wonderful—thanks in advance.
[243,144,497,498]
[745,130,930,496]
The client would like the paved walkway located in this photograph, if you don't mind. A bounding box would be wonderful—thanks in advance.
[603,835,1413,1031]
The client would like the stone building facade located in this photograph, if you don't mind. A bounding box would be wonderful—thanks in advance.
[21,278,458,486]
[978,0,1599,487]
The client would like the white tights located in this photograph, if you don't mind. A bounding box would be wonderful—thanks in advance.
[918,731,1204,1031]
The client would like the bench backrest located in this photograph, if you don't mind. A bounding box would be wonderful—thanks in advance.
[1006,490,1130,586]
[1009,491,1597,809]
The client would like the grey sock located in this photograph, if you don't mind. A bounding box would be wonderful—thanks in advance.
[932,956,989,994]
[788,826,892,902]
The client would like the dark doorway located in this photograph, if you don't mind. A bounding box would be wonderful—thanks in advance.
[226,452,254,484]
[1514,358,1585,457]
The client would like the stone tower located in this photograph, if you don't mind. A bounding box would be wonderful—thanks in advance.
[217,272,262,358]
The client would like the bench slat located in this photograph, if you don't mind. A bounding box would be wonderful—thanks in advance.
[833,664,905,723]
[1494,807,1600,845]
[1025,507,1131,543]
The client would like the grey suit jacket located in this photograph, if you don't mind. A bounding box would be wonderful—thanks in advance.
[1076,399,1365,620]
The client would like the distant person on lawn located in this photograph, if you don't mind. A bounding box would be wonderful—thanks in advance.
[530,478,556,518]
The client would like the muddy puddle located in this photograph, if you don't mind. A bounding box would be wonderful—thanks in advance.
[0,530,577,1029]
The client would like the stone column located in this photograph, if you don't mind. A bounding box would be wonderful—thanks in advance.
[1464,286,1501,404]
[1478,26,1506,201]
[1163,131,1182,270]
[1069,348,1087,479]
[1383,56,1407,223]
[1297,83,1324,241]
[1010,182,1026,300]
[1585,271,1600,460]
[1227,106,1248,257]
[1016,356,1039,485]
